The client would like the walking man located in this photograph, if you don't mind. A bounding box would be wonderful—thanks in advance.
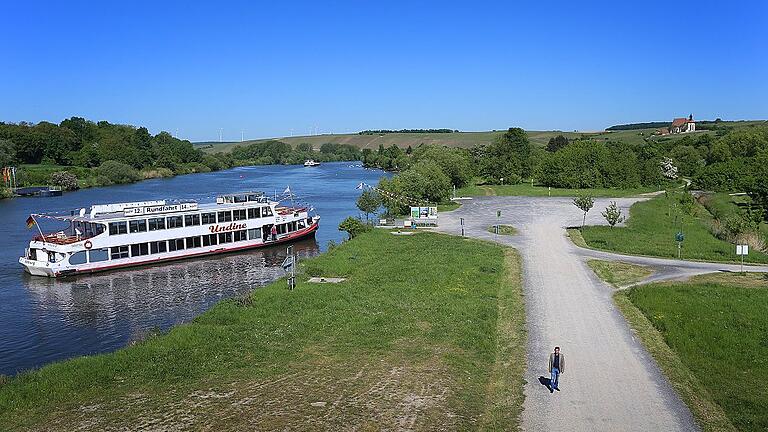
[548,346,565,392]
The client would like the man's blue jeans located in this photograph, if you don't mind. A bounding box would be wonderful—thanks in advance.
[551,367,560,389]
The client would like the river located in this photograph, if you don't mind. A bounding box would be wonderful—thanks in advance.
[0,162,387,375]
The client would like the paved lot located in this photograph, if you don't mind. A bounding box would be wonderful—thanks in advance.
[435,196,768,432]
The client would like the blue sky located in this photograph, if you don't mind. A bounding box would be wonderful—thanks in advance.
[1,1,766,141]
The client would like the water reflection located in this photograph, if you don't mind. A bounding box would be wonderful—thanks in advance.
[6,239,319,374]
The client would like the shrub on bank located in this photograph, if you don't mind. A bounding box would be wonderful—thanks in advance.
[49,171,79,190]
[95,160,142,184]
[0,187,11,199]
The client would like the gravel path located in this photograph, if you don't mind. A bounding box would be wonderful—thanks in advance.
[435,196,768,431]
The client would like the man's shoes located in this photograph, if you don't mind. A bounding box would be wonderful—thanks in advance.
[549,387,554,393]
[555,387,560,391]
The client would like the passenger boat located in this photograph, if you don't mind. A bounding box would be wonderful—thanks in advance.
[303,160,320,167]
[19,192,319,277]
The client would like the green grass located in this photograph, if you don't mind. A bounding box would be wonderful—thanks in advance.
[586,259,653,288]
[437,201,462,212]
[618,273,768,431]
[580,192,768,264]
[0,230,526,431]
[488,224,518,236]
[457,178,664,198]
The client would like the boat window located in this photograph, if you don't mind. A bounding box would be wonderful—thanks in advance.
[185,214,201,227]
[129,219,147,233]
[233,230,248,242]
[233,209,246,221]
[201,212,216,224]
[186,236,202,249]
[108,221,128,235]
[218,211,232,223]
[148,218,166,231]
[298,220,305,229]
[262,207,273,217]
[168,238,185,252]
[167,216,183,229]
[218,232,233,244]
[89,248,109,262]
[110,245,129,260]
[95,224,106,235]
[130,243,150,257]
[150,241,167,254]
[247,194,262,202]
[203,234,218,246]
[247,228,261,240]
[234,195,247,203]
[247,208,260,219]
[69,251,87,265]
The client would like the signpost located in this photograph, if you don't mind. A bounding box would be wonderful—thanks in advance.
[736,244,749,274]
[460,217,465,237]
[675,232,684,259]
[496,211,501,241]
[283,245,296,290]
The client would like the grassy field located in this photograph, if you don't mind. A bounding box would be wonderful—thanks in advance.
[488,224,518,236]
[580,192,768,264]
[616,273,768,431]
[196,127,714,153]
[457,179,664,198]
[0,230,526,431]
[586,260,653,288]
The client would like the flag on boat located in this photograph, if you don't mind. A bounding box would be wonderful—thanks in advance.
[283,186,291,194]
[26,215,36,229]
[356,182,364,190]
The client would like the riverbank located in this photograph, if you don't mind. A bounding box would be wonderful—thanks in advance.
[0,229,526,430]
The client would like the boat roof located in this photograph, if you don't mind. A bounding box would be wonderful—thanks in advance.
[31,192,282,223]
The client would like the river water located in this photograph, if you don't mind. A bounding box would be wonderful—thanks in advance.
[0,162,387,375]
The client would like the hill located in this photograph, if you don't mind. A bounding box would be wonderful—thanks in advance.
[194,121,765,154]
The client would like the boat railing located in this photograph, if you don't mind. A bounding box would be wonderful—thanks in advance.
[33,231,97,245]
[276,206,307,215]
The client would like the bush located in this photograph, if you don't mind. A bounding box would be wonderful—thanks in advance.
[0,187,11,199]
[95,160,141,184]
[338,217,371,239]
[49,171,79,190]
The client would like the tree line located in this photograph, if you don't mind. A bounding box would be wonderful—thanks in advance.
[361,125,768,220]
[0,117,363,193]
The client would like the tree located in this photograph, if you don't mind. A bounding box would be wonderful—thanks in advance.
[601,201,624,228]
[0,139,14,167]
[546,135,569,152]
[480,127,531,184]
[573,194,594,229]
[338,216,371,239]
[356,189,381,221]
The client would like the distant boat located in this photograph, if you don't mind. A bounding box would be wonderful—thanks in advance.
[14,186,62,197]
[303,160,321,167]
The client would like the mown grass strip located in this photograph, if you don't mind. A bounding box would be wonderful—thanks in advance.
[587,259,653,288]
[479,249,526,430]
[488,224,518,236]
